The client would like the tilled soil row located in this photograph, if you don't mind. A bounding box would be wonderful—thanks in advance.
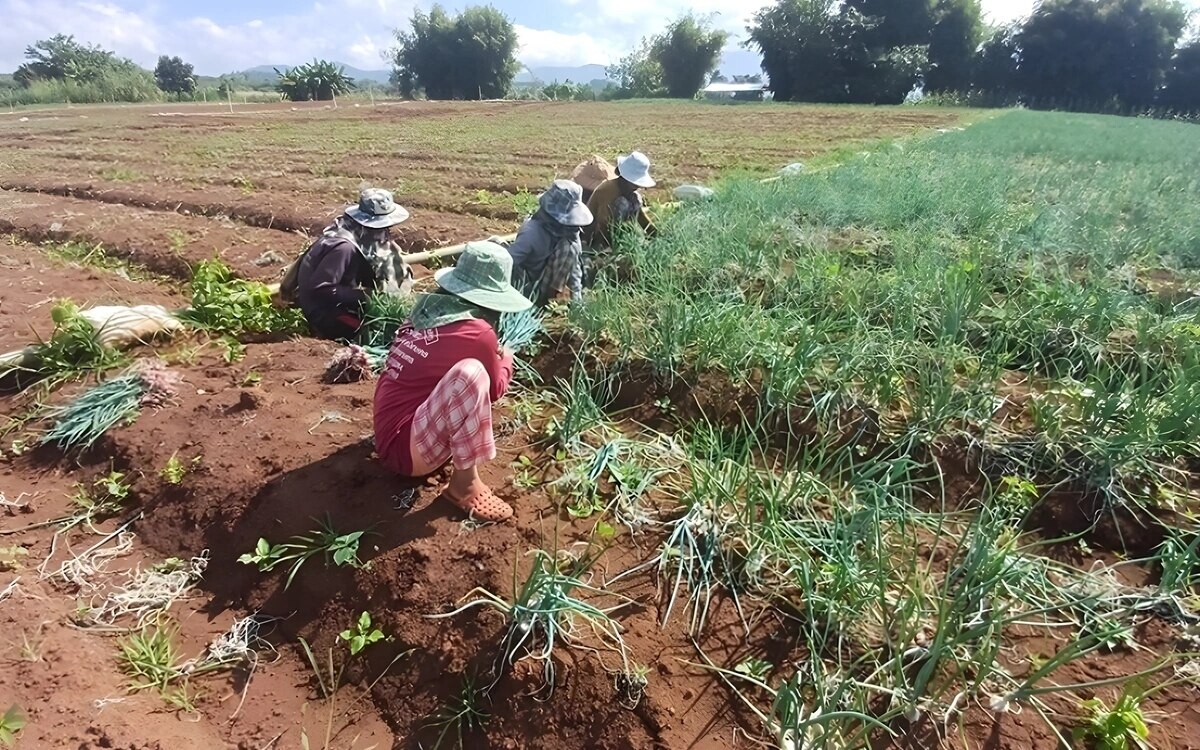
[0,188,304,282]
[0,240,185,353]
[0,179,500,251]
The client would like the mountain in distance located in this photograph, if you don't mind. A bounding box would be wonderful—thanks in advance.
[515,64,608,84]
[236,63,391,85]
[229,50,761,88]
[515,52,761,85]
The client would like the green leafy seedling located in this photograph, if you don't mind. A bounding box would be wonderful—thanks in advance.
[238,538,287,571]
[97,470,130,500]
[1074,687,1151,750]
[327,529,365,568]
[160,453,188,485]
[0,704,25,747]
[339,611,385,656]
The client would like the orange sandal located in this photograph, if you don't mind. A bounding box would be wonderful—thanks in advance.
[444,480,513,522]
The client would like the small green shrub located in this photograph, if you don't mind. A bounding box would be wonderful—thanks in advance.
[180,260,306,336]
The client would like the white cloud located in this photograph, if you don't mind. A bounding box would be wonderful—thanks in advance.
[0,0,1195,77]
[516,25,618,67]
[0,0,416,74]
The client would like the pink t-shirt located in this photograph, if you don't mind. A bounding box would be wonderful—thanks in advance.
[373,317,513,474]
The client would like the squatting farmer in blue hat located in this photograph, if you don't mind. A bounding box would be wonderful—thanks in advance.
[504,179,593,306]
[294,188,411,339]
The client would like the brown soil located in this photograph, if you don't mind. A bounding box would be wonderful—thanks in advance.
[2,102,1196,750]
[0,240,184,353]
[0,188,306,282]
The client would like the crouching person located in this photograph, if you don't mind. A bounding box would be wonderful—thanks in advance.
[297,188,410,339]
[373,242,532,522]
[505,179,593,306]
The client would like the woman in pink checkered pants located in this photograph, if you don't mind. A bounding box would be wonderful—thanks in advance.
[373,241,533,522]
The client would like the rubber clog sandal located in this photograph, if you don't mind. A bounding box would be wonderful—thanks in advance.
[444,482,513,523]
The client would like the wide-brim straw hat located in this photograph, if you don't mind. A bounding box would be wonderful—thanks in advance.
[344,188,411,229]
[616,151,655,188]
[434,241,532,313]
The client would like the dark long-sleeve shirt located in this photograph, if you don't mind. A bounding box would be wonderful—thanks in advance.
[296,235,373,324]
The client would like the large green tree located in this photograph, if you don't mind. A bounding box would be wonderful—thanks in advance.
[1157,39,1200,112]
[14,34,132,86]
[650,14,729,98]
[970,25,1020,97]
[1016,0,1187,110]
[390,4,519,100]
[746,0,932,103]
[606,39,664,97]
[745,0,844,102]
[154,55,196,96]
[842,0,937,47]
[925,0,982,92]
[12,34,159,102]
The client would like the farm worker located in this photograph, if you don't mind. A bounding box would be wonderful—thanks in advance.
[373,241,532,522]
[504,179,593,306]
[296,188,410,340]
[585,151,657,247]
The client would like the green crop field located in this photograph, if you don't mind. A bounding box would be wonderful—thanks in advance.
[551,109,1200,747]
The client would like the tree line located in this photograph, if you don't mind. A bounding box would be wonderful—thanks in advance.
[6,1,1198,114]
[1,34,289,106]
[747,0,1200,114]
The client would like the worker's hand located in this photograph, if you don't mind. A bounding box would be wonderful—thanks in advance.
[500,345,515,361]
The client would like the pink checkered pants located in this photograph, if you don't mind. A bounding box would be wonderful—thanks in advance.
[412,358,496,471]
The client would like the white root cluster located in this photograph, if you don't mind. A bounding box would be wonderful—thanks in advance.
[53,532,136,591]
[88,551,209,626]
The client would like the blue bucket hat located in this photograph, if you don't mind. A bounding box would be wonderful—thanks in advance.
[344,188,410,229]
[538,179,593,227]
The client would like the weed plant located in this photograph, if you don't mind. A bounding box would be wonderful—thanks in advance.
[19,300,129,386]
[239,517,370,589]
[181,259,306,336]
[430,540,633,697]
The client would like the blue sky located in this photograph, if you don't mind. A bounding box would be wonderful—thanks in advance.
[1,0,1195,76]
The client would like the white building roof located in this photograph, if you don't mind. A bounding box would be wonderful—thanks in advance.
[703,82,766,93]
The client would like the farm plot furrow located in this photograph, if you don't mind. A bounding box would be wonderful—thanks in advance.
[0,101,964,243]
[0,239,183,353]
[0,188,310,281]
[0,179,500,253]
[7,338,733,748]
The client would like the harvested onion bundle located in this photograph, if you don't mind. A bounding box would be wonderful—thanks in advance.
[41,360,182,451]
[324,344,375,384]
[499,307,545,353]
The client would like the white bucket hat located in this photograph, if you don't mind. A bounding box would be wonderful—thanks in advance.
[616,151,655,188]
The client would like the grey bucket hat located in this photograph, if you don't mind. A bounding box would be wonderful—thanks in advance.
[539,179,593,227]
[344,188,410,229]
[434,241,533,313]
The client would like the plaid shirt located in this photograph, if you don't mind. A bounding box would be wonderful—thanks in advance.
[506,215,583,305]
